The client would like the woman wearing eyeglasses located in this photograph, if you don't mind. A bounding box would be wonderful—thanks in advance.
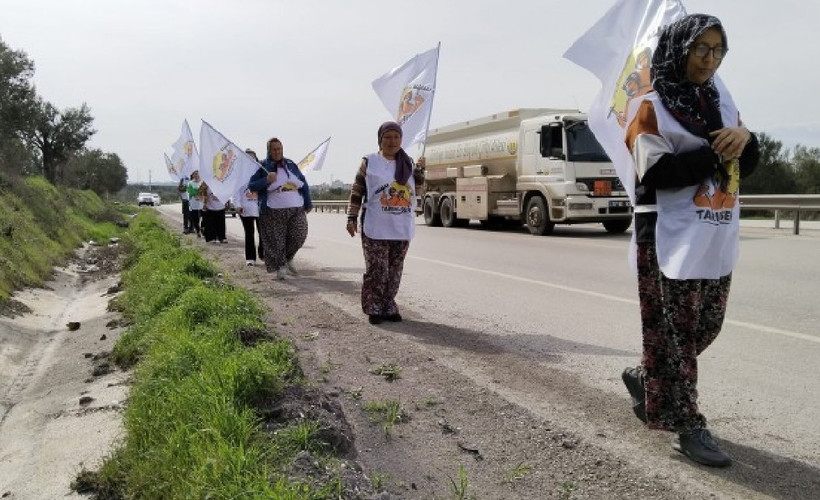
[620,14,760,468]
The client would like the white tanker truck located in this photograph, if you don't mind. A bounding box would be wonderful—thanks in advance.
[419,108,632,235]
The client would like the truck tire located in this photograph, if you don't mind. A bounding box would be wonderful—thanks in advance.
[440,197,468,228]
[603,219,631,234]
[525,196,554,236]
[423,196,442,227]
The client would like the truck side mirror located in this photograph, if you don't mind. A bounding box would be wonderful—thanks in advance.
[540,124,564,159]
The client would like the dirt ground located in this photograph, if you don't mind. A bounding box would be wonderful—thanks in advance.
[0,244,128,499]
[0,216,802,499]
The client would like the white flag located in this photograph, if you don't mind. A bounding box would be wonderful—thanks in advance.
[171,120,200,178]
[297,137,331,172]
[164,153,181,182]
[564,0,687,204]
[198,120,261,205]
[372,44,440,149]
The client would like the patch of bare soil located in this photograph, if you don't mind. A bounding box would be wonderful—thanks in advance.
[0,242,129,499]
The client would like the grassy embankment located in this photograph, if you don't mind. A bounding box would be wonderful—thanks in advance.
[0,172,351,498]
[0,172,122,304]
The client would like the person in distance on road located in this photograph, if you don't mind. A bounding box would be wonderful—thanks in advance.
[178,174,192,233]
[186,170,204,238]
[247,137,313,279]
[346,121,426,325]
[620,14,760,468]
[236,149,265,266]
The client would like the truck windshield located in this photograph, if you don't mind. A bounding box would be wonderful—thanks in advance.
[565,121,610,162]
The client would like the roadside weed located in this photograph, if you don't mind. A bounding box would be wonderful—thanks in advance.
[369,362,402,382]
[363,399,405,438]
[558,480,578,499]
[502,461,531,486]
[448,463,474,500]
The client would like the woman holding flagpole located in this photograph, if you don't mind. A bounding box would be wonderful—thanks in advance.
[248,137,312,279]
[620,14,759,468]
[346,121,426,325]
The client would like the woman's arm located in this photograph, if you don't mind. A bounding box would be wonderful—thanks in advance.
[346,158,368,236]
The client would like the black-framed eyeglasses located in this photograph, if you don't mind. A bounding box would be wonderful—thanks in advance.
[692,44,726,59]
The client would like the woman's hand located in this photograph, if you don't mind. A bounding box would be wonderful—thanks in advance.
[416,156,426,169]
[710,127,750,161]
[346,219,357,237]
[266,171,277,184]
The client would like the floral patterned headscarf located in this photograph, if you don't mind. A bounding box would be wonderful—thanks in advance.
[651,14,727,139]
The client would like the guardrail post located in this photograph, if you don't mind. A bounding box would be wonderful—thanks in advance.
[774,209,781,229]
[794,210,800,235]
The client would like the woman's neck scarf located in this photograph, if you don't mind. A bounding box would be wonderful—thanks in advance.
[651,14,727,139]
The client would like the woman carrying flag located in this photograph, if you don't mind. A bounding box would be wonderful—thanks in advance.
[621,14,760,468]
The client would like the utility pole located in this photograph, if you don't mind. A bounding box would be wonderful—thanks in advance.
[148,170,152,190]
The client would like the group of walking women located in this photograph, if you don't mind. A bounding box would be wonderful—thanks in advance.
[179,11,759,471]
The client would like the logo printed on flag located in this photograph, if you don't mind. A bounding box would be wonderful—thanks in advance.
[212,146,237,182]
[397,85,432,125]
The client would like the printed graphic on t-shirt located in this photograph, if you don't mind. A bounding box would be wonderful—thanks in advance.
[377,181,413,213]
[693,159,739,224]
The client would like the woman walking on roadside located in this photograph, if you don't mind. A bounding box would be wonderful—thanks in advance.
[620,14,760,468]
[346,121,425,325]
[248,137,312,279]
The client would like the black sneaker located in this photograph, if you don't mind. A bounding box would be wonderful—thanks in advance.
[368,315,383,325]
[674,428,732,468]
[621,367,647,423]
[382,313,402,322]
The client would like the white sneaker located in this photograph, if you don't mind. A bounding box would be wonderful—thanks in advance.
[285,260,298,275]
[246,260,254,266]
[276,267,288,280]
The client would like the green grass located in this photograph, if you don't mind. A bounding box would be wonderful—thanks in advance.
[87,210,341,499]
[0,173,120,301]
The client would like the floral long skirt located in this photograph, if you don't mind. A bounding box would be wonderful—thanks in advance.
[259,207,307,272]
[360,234,410,317]
[637,241,731,432]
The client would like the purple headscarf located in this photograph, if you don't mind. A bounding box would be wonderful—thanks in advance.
[378,121,413,184]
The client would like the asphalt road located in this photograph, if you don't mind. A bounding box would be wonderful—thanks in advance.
[160,205,820,482]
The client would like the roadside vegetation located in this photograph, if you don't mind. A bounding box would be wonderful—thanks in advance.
[81,210,369,499]
[0,171,124,305]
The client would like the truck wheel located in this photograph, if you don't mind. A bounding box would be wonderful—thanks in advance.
[423,197,442,227]
[440,197,467,227]
[525,197,554,236]
[603,219,631,234]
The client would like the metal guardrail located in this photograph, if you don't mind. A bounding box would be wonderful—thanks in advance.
[313,194,820,234]
[312,200,349,213]
[739,194,820,235]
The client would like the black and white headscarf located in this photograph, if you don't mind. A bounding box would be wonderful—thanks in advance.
[651,14,727,140]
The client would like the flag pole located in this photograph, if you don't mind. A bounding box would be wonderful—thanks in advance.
[420,41,441,158]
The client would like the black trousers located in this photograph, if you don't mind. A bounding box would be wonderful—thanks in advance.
[202,209,226,242]
[181,199,191,231]
[189,209,201,235]
[240,216,264,261]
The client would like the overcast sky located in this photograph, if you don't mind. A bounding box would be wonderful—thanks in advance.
[1,0,818,187]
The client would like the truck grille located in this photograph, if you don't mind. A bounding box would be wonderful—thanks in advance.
[577,177,626,197]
